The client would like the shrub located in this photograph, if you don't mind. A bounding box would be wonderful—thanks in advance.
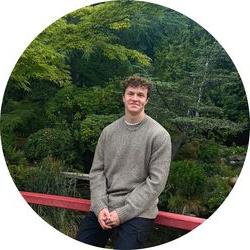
[8,156,80,238]
[198,141,220,163]
[8,156,75,194]
[8,164,37,191]
[220,144,247,158]
[79,114,120,152]
[24,128,76,164]
[201,163,220,177]
[168,160,207,199]
[176,140,200,160]
[166,194,187,213]
[46,85,122,126]
[205,176,232,215]
[201,162,239,179]
[3,148,28,166]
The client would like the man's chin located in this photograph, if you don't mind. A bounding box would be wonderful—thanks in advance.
[127,109,143,115]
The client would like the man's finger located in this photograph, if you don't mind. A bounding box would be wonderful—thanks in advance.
[103,210,111,220]
[105,220,113,226]
[105,219,117,227]
[100,219,112,230]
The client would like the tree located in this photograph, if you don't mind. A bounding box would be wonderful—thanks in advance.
[151,17,248,144]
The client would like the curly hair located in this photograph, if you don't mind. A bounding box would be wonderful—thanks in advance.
[122,75,152,99]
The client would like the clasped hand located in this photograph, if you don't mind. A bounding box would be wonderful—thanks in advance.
[98,208,120,230]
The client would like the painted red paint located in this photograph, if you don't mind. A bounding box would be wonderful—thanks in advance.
[20,191,205,231]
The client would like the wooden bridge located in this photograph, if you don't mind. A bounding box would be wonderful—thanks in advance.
[21,191,206,231]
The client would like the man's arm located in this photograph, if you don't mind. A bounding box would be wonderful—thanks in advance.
[115,132,171,224]
[89,129,108,217]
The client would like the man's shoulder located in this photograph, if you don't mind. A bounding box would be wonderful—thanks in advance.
[103,116,123,133]
[146,115,170,136]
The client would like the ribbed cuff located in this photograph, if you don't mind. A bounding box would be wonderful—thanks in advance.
[91,200,107,217]
[115,204,132,224]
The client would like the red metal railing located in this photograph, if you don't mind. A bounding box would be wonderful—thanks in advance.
[21,191,206,231]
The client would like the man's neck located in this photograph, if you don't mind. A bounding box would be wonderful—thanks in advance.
[125,111,145,124]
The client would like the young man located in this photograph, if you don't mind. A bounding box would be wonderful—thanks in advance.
[76,76,171,249]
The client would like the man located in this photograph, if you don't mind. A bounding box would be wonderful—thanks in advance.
[76,75,171,249]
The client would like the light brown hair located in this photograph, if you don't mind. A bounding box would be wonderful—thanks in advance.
[122,75,152,99]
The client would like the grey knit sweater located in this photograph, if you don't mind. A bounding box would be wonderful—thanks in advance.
[89,114,171,224]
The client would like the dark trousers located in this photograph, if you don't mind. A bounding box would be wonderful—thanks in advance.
[76,212,154,249]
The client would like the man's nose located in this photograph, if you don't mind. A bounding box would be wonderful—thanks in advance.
[131,95,139,101]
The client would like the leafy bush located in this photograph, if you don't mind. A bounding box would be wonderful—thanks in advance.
[0,100,38,162]
[8,156,74,195]
[171,117,245,141]
[8,156,80,238]
[165,194,186,213]
[79,114,120,152]
[24,128,76,164]
[201,163,220,177]
[218,164,238,178]
[198,141,220,163]
[4,149,27,166]
[46,85,122,126]
[220,144,247,158]
[8,164,37,191]
[176,140,200,160]
[168,160,207,199]
[205,176,232,215]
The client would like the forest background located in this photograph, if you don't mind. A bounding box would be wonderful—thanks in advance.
[0,0,249,246]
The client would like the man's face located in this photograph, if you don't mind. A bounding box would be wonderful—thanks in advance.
[123,86,149,115]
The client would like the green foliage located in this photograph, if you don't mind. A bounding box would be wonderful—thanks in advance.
[0,100,38,163]
[1,0,248,238]
[9,40,71,91]
[205,176,232,214]
[41,1,151,80]
[46,84,122,126]
[9,164,36,191]
[8,157,80,238]
[176,140,200,160]
[4,149,27,166]
[34,206,81,239]
[218,164,239,178]
[24,128,75,164]
[80,114,120,152]
[198,141,220,163]
[200,163,220,177]
[8,156,73,193]
[210,76,249,123]
[220,144,247,157]
[171,117,244,141]
[165,194,187,214]
[152,13,248,144]
[168,160,207,199]
[1,100,37,133]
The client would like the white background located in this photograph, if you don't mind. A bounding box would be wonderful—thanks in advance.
[0,0,249,249]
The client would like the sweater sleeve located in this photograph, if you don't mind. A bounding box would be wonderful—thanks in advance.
[115,132,171,224]
[89,129,108,217]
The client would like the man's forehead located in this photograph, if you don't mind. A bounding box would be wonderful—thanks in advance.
[126,86,148,92]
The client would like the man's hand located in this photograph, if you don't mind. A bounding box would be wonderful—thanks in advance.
[98,208,112,230]
[105,211,120,228]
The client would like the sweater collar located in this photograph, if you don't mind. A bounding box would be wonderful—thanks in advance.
[122,114,148,131]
